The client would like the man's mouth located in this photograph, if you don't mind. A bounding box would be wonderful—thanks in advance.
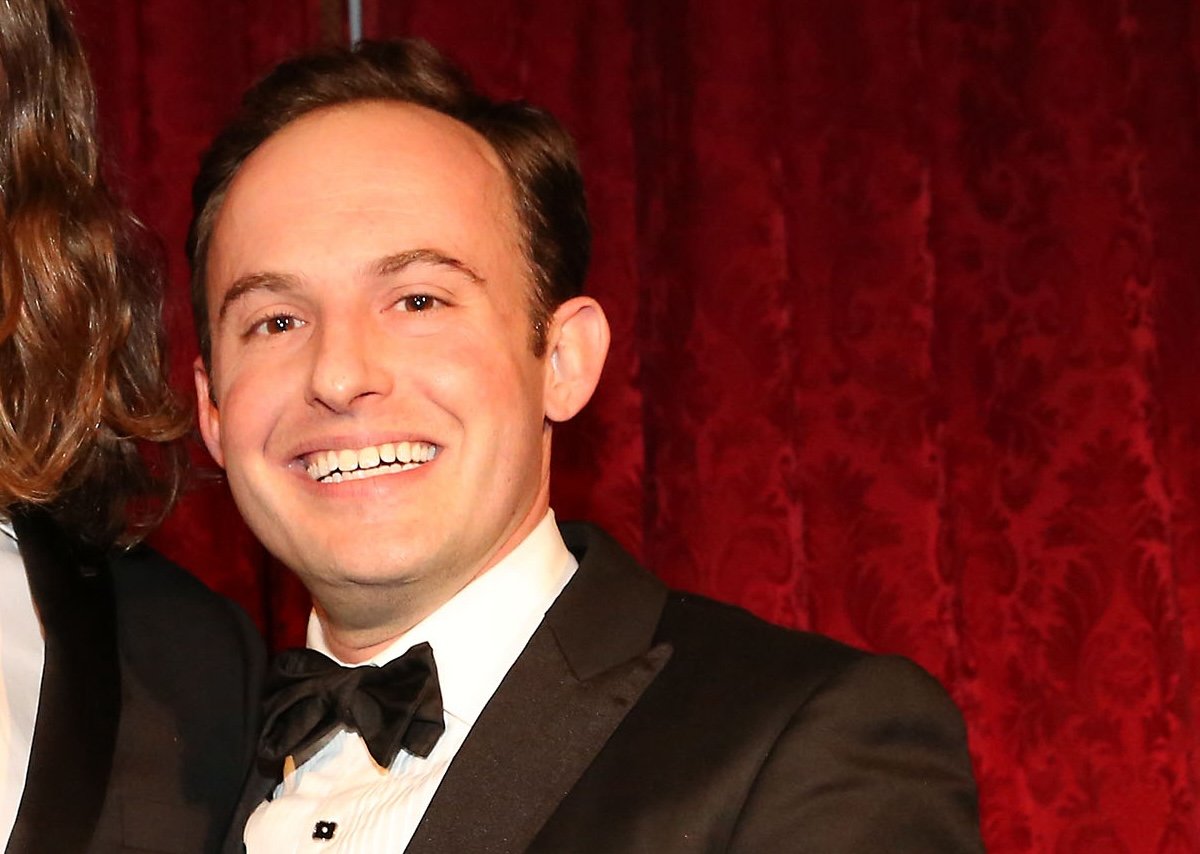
[302,441,439,483]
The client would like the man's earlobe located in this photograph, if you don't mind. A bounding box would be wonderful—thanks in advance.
[192,356,226,468]
[544,296,611,423]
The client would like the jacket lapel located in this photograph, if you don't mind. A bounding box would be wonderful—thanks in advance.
[7,510,121,853]
[222,766,276,854]
[407,523,672,854]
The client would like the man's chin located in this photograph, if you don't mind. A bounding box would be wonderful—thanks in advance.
[299,560,424,591]
[264,525,444,584]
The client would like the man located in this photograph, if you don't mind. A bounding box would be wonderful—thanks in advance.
[190,39,983,852]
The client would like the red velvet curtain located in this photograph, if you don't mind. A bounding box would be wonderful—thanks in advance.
[70,1,1200,850]
[70,0,332,626]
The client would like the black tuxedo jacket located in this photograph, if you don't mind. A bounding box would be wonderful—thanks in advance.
[9,510,264,854]
[235,522,982,853]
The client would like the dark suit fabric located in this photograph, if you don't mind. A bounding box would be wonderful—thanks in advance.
[9,510,264,854]
[237,521,982,853]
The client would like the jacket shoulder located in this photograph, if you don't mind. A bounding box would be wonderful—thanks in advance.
[540,524,982,851]
[107,544,264,709]
[657,590,965,744]
[662,590,860,657]
[109,546,259,642]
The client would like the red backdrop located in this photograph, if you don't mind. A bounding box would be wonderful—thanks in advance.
[69,1,1200,850]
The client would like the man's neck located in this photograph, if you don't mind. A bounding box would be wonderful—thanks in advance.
[316,610,426,664]
[311,507,563,664]
[311,499,556,663]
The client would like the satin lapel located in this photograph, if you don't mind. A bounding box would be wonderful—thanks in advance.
[222,767,277,854]
[7,510,120,853]
[407,523,671,854]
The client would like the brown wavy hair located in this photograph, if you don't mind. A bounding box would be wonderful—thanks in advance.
[0,0,189,546]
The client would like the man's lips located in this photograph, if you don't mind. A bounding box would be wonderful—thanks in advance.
[301,440,439,483]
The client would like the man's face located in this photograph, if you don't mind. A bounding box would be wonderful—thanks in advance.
[195,102,555,629]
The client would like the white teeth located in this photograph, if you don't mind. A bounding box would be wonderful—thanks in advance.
[327,461,423,482]
[303,441,438,482]
[340,460,424,479]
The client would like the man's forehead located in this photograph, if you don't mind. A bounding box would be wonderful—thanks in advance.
[205,100,518,293]
[226,101,507,208]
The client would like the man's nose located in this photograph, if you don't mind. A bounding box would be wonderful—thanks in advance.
[306,318,392,412]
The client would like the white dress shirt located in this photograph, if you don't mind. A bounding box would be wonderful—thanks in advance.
[0,519,45,849]
[244,509,577,854]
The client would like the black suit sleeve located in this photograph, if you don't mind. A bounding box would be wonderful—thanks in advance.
[728,655,984,853]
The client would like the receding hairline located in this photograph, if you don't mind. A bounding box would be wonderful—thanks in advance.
[200,98,535,324]
[189,42,590,368]
[239,98,510,184]
[205,99,515,242]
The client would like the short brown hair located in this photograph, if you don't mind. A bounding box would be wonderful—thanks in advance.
[0,0,188,546]
[188,38,590,368]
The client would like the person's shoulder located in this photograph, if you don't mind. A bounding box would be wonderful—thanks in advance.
[110,544,237,613]
[567,520,951,706]
[652,602,980,851]
[659,590,860,670]
[658,589,951,707]
[108,543,262,661]
[110,542,213,589]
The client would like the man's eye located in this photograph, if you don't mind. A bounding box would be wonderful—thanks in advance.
[397,294,442,313]
[251,315,305,336]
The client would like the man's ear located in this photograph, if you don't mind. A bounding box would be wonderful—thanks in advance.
[543,296,610,423]
[193,356,226,468]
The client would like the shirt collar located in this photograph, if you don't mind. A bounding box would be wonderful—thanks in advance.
[308,508,576,726]
[0,519,16,551]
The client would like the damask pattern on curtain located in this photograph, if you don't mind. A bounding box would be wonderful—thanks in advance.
[72,1,1200,850]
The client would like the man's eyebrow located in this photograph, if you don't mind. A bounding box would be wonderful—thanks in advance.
[217,272,302,323]
[372,249,484,283]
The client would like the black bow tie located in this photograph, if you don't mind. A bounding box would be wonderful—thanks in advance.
[259,642,445,770]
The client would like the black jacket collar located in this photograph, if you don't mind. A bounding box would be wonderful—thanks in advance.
[405,521,671,853]
[7,509,121,853]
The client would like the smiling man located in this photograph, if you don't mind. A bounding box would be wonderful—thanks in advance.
[190,40,983,853]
